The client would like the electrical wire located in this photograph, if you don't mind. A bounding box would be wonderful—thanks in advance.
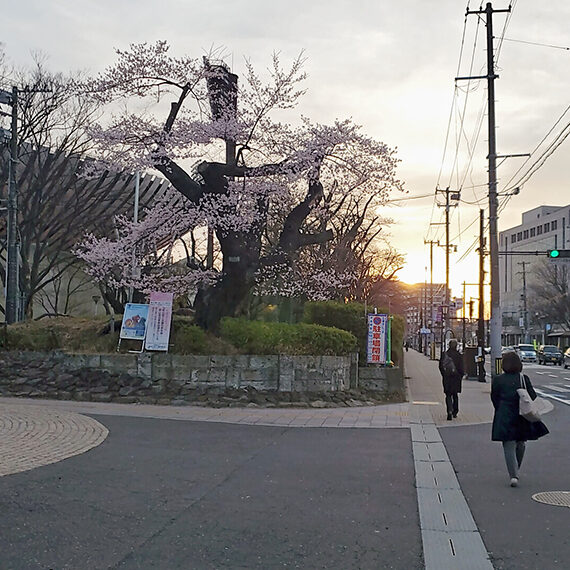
[499,36,570,51]
[501,104,570,193]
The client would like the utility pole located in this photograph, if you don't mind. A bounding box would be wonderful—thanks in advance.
[518,261,529,343]
[424,239,439,358]
[1,86,19,324]
[435,186,459,346]
[462,2,511,374]
[462,281,467,348]
[477,209,486,382]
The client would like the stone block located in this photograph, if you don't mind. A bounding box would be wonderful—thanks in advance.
[278,355,294,392]
[137,353,153,380]
[225,369,242,388]
[151,381,166,395]
[100,354,138,376]
[74,391,92,401]
[207,368,227,385]
[248,355,278,370]
[91,393,113,403]
[170,355,195,382]
[65,354,102,370]
[209,355,234,368]
[184,355,210,369]
[151,353,173,380]
[114,396,138,404]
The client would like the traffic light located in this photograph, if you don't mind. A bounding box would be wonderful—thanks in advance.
[547,249,570,258]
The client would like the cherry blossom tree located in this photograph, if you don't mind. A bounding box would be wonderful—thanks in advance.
[79,42,404,330]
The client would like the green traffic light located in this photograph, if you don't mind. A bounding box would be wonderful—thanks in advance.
[549,249,560,258]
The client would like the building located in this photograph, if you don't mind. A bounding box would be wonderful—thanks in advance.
[403,282,453,352]
[499,204,570,346]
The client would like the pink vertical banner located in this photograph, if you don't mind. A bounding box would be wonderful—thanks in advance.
[144,292,174,351]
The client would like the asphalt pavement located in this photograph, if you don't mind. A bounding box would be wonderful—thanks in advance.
[0,350,568,569]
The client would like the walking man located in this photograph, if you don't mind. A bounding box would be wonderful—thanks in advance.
[439,339,465,420]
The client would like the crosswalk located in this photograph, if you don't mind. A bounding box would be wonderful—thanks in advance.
[534,382,570,407]
[481,361,570,406]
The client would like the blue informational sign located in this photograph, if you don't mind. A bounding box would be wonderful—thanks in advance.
[367,313,389,364]
[119,303,149,339]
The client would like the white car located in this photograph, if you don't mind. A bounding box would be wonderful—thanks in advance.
[515,344,537,363]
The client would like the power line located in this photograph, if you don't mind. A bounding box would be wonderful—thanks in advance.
[498,36,570,51]
[501,104,570,193]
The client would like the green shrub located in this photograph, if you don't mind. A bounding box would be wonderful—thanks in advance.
[219,317,357,355]
[303,301,367,357]
[169,319,208,354]
[304,301,405,365]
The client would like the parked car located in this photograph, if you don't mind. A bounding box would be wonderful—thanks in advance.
[564,348,570,369]
[501,346,515,354]
[515,344,537,363]
[538,345,563,366]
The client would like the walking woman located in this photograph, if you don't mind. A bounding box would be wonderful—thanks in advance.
[491,351,549,487]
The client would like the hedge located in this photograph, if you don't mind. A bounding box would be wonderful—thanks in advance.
[303,301,404,365]
[219,317,357,355]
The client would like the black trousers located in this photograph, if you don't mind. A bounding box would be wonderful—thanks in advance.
[445,393,459,416]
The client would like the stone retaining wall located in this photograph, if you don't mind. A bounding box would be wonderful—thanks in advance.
[0,351,352,403]
[357,365,405,396]
[0,351,403,405]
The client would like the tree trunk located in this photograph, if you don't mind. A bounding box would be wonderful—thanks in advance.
[194,232,260,331]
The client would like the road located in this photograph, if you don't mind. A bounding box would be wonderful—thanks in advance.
[493,360,570,408]
[0,416,423,570]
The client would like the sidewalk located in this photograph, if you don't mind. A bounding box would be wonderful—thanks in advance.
[405,349,495,570]
[405,348,494,427]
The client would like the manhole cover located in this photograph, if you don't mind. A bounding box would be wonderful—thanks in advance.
[532,491,570,508]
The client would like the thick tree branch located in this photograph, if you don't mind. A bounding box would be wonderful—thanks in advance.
[154,158,204,203]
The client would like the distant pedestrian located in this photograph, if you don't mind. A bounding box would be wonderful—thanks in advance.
[404,341,410,352]
[491,351,549,487]
[438,339,464,421]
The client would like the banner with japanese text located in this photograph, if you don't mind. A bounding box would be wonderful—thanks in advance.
[144,292,174,351]
[367,313,389,364]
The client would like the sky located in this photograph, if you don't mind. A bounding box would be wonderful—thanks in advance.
[2,0,569,302]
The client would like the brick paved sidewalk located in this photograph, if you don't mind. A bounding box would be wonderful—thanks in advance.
[0,401,109,477]
[0,396,410,428]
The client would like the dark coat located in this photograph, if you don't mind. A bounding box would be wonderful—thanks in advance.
[491,372,549,442]
[438,348,464,394]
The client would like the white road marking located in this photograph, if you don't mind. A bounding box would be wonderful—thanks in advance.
[545,385,570,393]
[535,389,570,406]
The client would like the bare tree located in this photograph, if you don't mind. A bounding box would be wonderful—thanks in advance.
[529,259,570,331]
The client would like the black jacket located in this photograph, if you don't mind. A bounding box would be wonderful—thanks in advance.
[491,372,549,442]
[438,347,464,394]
